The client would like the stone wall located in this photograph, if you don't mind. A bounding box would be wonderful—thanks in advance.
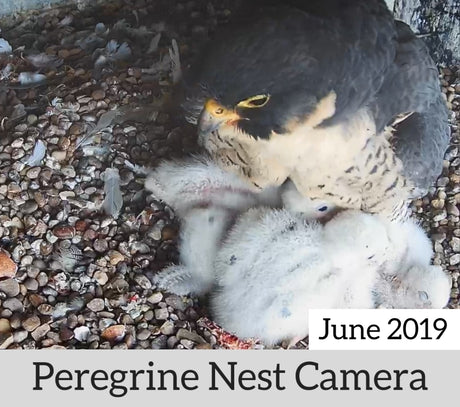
[0,0,74,17]
[394,0,460,65]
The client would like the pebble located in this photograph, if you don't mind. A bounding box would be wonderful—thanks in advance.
[147,292,163,304]
[53,224,76,239]
[22,316,41,332]
[31,324,50,341]
[74,326,90,342]
[26,167,41,179]
[108,250,124,265]
[447,203,460,217]
[13,330,28,343]
[51,150,67,161]
[0,279,20,297]
[87,298,105,312]
[93,271,109,285]
[154,308,169,320]
[24,278,39,291]
[3,298,23,312]
[437,177,450,187]
[101,325,126,343]
[160,320,176,335]
[450,254,460,266]
[94,239,109,253]
[0,250,18,278]
[137,329,151,341]
[134,274,152,290]
[91,89,106,100]
[165,295,188,312]
[450,237,460,253]
[176,328,207,344]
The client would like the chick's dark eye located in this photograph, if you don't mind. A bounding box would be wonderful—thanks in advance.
[318,206,328,212]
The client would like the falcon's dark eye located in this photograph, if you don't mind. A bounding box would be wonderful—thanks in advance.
[318,205,328,212]
[237,94,270,108]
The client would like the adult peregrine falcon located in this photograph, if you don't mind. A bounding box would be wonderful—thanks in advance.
[183,0,450,219]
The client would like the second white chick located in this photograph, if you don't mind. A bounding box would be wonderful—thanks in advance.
[145,156,280,296]
[145,157,334,296]
[211,209,389,346]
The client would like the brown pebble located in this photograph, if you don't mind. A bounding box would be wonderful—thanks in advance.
[0,249,17,279]
[101,325,126,343]
[31,324,50,341]
[29,294,46,307]
[91,89,106,101]
[75,220,88,232]
[53,224,76,239]
[22,316,41,332]
[60,326,74,341]
[83,228,98,241]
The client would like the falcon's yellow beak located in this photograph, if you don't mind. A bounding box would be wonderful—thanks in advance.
[198,99,241,136]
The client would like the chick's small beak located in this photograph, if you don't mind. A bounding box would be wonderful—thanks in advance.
[198,99,240,136]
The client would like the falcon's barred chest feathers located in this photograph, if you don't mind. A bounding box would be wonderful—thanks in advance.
[182,0,450,219]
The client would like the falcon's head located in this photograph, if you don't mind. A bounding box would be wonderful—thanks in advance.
[184,5,349,143]
[183,1,394,144]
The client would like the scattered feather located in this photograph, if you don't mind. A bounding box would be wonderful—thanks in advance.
[58,15,74,26]
[0,63,13,80]
[54,245,83,272]
[102,168,123,219]
[52,298,85,319]
[18,72,47,85]
[76,32,106,52]
[82,145,111,157]
[106,40,132,61]
[10,104,26,120]
[76,109,120,149]
[169,39,181,84]
[147,32,161,54]
[26,139,47,166]
[0,38,12,54]
[26,53,63,70]
[142,54,171,75]
[124,159,149,175]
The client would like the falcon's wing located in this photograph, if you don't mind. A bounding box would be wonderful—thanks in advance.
[370,21,450,193]
[371,21,442,132]
[392,94,450,195]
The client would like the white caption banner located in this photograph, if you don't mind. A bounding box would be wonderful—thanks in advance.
[309,309,460,350]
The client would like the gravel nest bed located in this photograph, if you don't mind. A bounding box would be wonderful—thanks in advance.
[0,0,458,350]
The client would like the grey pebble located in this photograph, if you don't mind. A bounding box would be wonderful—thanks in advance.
[154,308,169,320]
[87,298,105,312]
[3,298,24,312]
[0,279,20,297]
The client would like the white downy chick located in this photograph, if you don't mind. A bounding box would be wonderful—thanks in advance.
[211,209,393,345]
[372,219,451,309]
[145,156,279,296]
